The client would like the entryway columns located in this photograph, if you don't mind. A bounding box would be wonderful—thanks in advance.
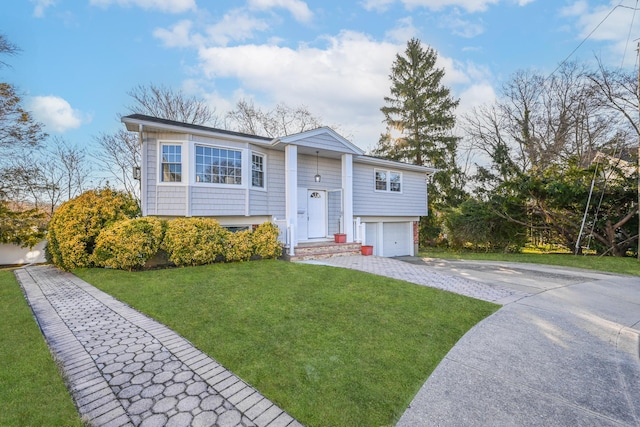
[342,153,354,242]
[285,145,298,249]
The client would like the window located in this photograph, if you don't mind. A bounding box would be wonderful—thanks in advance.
[375,171,387,191]
[196,146,242,185]
[390,172,401,192]
[161,144,182,182]
[375,169,402,192]
[251,153,265,188]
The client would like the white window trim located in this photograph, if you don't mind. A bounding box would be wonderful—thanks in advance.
[250,151,267,191]
[374,168,403,193]
[158,140,186,186]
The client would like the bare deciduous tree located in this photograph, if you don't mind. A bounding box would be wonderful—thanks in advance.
[226,99,324,137]
[6,138,90,217]
[127,83,221,126]
[463,62,628,192]
[94,129,141,202]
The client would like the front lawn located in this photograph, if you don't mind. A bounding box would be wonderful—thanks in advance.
[75,260,498,427]
[0,270,83,427]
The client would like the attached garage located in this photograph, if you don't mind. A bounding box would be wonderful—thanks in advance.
[383,222,412,257]
[364,220,415,257]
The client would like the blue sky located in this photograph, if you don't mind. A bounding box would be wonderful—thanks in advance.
[3,0,640,153]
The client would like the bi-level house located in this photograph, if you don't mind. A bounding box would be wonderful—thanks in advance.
[122,114,435,258]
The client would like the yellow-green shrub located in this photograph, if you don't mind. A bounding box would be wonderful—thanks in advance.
[252,222,282,259]
[47,189,140,270]
[162,218,228,266]
[224,230,253,262]
[92,217,165,271]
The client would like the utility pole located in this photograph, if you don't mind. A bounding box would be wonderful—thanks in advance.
[637,42,640,261]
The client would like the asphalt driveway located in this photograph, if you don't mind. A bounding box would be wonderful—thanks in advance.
[319,256,640,426]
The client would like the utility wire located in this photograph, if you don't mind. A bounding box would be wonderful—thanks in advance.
[620,0,639,68]
[547,0,629,81]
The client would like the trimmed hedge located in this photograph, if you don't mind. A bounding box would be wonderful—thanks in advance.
[252,222,282,259]
[47,189,140,270]
[93,217,165,271]
[162,218,227,267]
[49,190,281,270]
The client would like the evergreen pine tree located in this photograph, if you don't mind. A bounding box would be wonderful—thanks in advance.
[374,38,464,208]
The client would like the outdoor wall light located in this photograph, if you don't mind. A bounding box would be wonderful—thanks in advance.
[314,151,321,182]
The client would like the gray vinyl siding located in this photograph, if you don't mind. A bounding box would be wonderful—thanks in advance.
[353,163,427,216]
[144,137,157,214]
[327,191,342,234]
[249,189,268,216]
[191,187,245,216]
[266,150,286,218]
[298,154,341,189]
[141,127,428,221]
[191,134,248,151]
[156,186,187,216]
[143,132,189,215]
[295,134,351,153]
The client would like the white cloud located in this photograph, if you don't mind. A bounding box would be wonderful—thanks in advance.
[560,0,587,17]
[440,10,485,37]
[458,82,496,115]
[560,0,640,64]
[361,0,395,12]
[247,0,313,23]
[154,20,200,48]
[385,16,419,43]
[89,0,196,13]
[205,9,270,46]
[30,0,55,17]
[30,96,87,132]
[400,0,500,13]
[194,31,476,151]
[364,0,534,12]
[154,11,270,48]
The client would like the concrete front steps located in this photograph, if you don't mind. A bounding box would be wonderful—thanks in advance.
[282,240,362,261]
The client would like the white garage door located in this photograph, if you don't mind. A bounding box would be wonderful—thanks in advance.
[383,222,412,257]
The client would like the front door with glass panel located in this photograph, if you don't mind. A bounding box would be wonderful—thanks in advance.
[307,190,327,238]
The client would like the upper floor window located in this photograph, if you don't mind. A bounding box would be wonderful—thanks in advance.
[196,146,242,185]
[390,172,401,192]
[251,153,265,188]
[375,170,387,191]
[161,144,182,182]
[375,169,402,193]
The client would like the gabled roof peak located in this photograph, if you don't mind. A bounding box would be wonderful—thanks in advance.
[272,127,364,156]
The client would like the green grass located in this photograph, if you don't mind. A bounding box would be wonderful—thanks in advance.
[75,260,498,427]
[419,248,640,276]
[0,270,84,427]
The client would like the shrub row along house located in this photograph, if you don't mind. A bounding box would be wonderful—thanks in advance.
[122,114,435,258]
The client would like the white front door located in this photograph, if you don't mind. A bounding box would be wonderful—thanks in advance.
[307,190,327,238]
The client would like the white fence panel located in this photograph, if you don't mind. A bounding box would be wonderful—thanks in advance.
[0,240,47,265]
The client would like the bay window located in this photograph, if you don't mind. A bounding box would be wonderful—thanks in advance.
[196,146,242,184]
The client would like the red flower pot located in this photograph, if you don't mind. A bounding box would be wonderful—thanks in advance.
[334,233,346,243]
[361,245,373,256]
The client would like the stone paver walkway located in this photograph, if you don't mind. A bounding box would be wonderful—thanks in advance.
[15,265,302,427]
[308,255,531,304]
